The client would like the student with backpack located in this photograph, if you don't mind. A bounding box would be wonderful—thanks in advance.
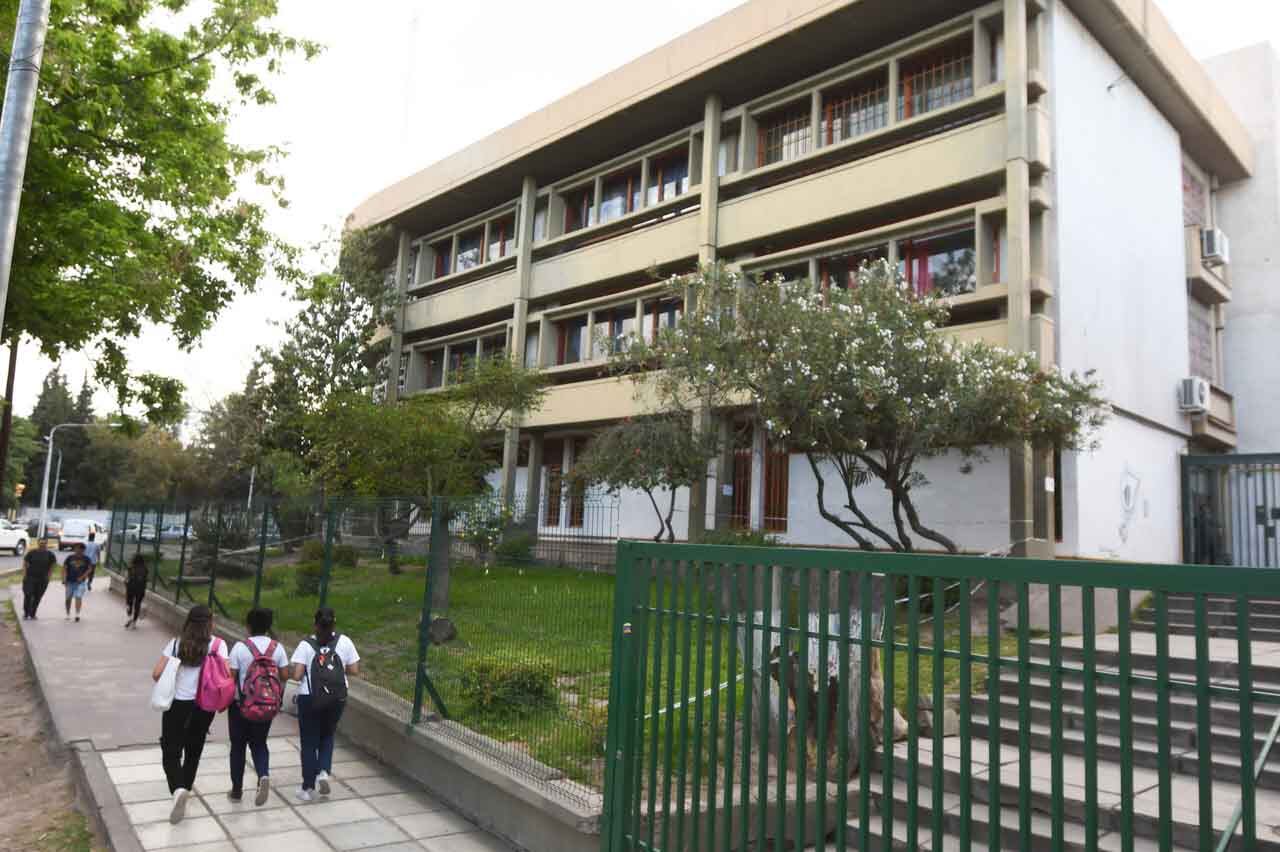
[289,607,359,802]
[150,605,234,824]
[124,554,148,629]
[227,607,288,806]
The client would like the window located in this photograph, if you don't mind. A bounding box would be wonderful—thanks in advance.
[763,445,790,533]
[456,229,483,272]
[487,214,516,261]
[556,316,588,365]
[600,166,642,223]
[767,262,810,289]
[533,198,549,242]
[898,39,974,121]
[822,74,889,146]
[423,349,444,389]
[431,239,452,279]
[397,351,408,394]
[563,186,595,233]
[642,296,683,342]
[593,306,636,357]
[990,223,1008,283]
[899,228,976,296]
[523,327,540,369]
[481,333,506,362]
[757,103,811,167]
[544,438,564,526]
[718,132,740,176]
[449,343,476,380]
[818,245,889,290]
[568,437,589,528]
[646,149,689,206]
[406,245,420,289]
[989,28,1005,83]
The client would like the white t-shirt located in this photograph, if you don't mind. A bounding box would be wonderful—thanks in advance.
[290,634,359,696]
[163,637,230,701]
[228,636,290,692]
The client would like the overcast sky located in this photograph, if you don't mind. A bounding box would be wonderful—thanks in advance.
[11,0,1278,426]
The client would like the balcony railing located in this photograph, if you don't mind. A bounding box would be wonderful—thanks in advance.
[1192,383,1238,450]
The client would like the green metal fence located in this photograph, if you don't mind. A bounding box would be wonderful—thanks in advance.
[601,542,1280,852]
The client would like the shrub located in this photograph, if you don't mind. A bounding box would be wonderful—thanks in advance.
[294,561,323,597]
[573,702,610,756]
[333,544,359,569]
[459,654,556,717]
[259,568,285,591]
[457,501,513,560]
[699,528,780,547]
[494,532,535,564]
[299,540,325,563]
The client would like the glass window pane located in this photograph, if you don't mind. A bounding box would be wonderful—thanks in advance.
[533,199,549,242]
[487,215,515,261]
[899,228,976,296]
[647,151,689,205]
[431,239,452,279]
[820,245,888,289]
[642,296,684,342]
[524,328,540,368]
[718,133,739,176]
[558,317,587,364]
[424,349,444,389]
[456,230,483,271]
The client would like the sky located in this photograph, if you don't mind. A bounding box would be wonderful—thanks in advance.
[10,0,1279,426]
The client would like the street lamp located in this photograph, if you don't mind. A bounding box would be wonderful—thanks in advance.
[37,422,120,541]
[50,448,62,508]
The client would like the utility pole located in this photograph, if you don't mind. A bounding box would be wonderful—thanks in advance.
[0,0,51,338]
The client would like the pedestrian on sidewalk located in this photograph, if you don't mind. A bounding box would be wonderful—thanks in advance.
[83,530,101,571]
[152,605,229,824]
[227,607,288,807]
[21,538,57,619]
[289,607,359,802]
[62,543,93,622]
[124,554,148,628]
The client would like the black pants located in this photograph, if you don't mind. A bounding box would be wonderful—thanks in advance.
[297,695,345,790]
[125,581,146,620]
[227,702,273,793]
[160,699,215,794]
[22,576,48,617]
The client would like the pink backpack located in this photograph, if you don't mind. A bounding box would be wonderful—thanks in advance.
[238,639,283,723]
[196,637,235,713]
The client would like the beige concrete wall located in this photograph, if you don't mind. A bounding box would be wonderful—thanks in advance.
[404,269,519,332]
[529,215,700,302]
[523,375,665,429]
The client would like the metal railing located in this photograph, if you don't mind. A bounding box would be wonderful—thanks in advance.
[600,542,1280,852]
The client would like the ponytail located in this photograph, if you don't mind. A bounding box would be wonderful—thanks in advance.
[314,607,337,647]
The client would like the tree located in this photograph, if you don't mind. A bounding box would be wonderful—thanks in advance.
[0,0,318,420]
[617,261,1108,553]
[575,414,719,542]
[81,426,201,505]
[23,368,75,502]
[2,418,38,510]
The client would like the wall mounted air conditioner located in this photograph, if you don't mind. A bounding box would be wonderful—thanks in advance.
[1179,376,1211,414]
[1201,228,1230,267]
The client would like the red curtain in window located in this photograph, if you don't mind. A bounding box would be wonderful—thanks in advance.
[568,437,588,528]
[544,439,564,526]
[900,241,931,295]
[730,447,752,529]
[763,447,790,532]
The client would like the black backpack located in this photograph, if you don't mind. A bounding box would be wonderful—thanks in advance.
[305,634,348,712]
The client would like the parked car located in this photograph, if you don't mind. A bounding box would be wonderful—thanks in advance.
[159,524,197,542]
[59,518,108,551]
[0,520,29,556]
[25,518,61,548]
[123,522,141,542]
[140,524,157,543]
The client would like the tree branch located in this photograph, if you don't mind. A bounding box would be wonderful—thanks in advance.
[805,452,875,550]
[831,453,902,551]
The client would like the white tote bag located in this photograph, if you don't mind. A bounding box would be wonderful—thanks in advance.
[150,656,180,712]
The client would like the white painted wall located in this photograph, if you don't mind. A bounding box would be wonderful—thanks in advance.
[1051,5,1190,561]
[1205,44,1280,454]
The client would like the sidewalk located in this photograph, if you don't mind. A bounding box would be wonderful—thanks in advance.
[13,582,512,852]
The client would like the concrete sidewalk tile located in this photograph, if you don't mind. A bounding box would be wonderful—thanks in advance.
[345,774,415,797]
[290,779,360,803]
[199,787,289,814]
[219,806,307,838]
[358,844,421,852]
[235,828,330,852]
[133,815,227,850]
[260,748,302,768]
[125,797,211,825]
[163,843,237,852]
[103,747,164,768]
[108,763,169,785]
[393,811,475,840]
[420,832,512,852]
[321,817,412,850]
[330,746,364,763]
[366,792,444,818]
[116,780,176,804]
[299,797,380,827]
[190,771,236,795]
[330,758,382,779]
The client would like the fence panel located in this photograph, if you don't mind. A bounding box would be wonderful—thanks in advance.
[1184,453,1280,568]
[603,542,1280,852]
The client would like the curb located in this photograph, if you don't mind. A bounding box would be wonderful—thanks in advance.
[11,593,142,852]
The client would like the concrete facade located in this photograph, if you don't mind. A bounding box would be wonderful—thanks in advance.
[355,0,1257,560]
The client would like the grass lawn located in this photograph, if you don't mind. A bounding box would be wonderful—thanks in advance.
[891,613,1021,710]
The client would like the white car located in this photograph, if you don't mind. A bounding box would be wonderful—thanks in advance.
[59,518,108,551]
[0,520,30,556]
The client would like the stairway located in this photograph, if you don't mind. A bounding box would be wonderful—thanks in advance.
[835,639,1280,851]
[1132,593,1280,644]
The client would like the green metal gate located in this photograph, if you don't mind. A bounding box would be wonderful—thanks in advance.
[600,541,1280,852]
[1183,453,1280,568]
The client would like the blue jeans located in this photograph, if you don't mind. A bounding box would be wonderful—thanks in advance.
[227,702,272,793]
[296,695,344,791]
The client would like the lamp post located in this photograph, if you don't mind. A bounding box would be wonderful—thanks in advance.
[37,422,118,541]
[49,448,61,508]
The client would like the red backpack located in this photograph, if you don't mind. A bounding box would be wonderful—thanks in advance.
[238,639,283,723]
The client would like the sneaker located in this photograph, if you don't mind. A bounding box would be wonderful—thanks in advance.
[169,788,189,824]
[227,789,243,803]
[316,771,331,797]
[124,621,132,629]
[295,787,314,803]
[255,776,270,807]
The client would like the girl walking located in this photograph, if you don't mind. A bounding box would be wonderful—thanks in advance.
[125,554,148,628]
[227,607,289,806]
[151,605,229,823]
[289,607,360,801]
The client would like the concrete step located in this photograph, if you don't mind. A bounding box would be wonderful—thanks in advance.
[1025,640,1280,685]
[1130,617,1280,643]
[1159,607,1280,628]
[1165,593,1280,614]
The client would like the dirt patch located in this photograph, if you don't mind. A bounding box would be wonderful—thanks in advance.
[0,588,105,851]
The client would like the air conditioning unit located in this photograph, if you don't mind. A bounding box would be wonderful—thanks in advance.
[1201,228,1230,267]
[1179,376,1211,414]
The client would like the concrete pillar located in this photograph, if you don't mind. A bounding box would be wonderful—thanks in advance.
[500,177,539,511]
[1004,0,1052,558]
[524,433,544,529]
[688,408,713,542]
[386,229,413,404]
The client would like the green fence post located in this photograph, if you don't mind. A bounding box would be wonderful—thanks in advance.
[318,500,336,609]
[209,504,223,609]
[115,506,129,571]
[175,506,190,605]
[151,505,163,590]
[252,503,269,609]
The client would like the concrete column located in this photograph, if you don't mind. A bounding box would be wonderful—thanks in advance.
[688,408,713,542]
[749,420,766,531]
[500,177,539,510]
[524,433,544,529]
[386,229,413,404]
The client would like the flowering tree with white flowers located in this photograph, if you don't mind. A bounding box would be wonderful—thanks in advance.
[616,261,1107,553]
